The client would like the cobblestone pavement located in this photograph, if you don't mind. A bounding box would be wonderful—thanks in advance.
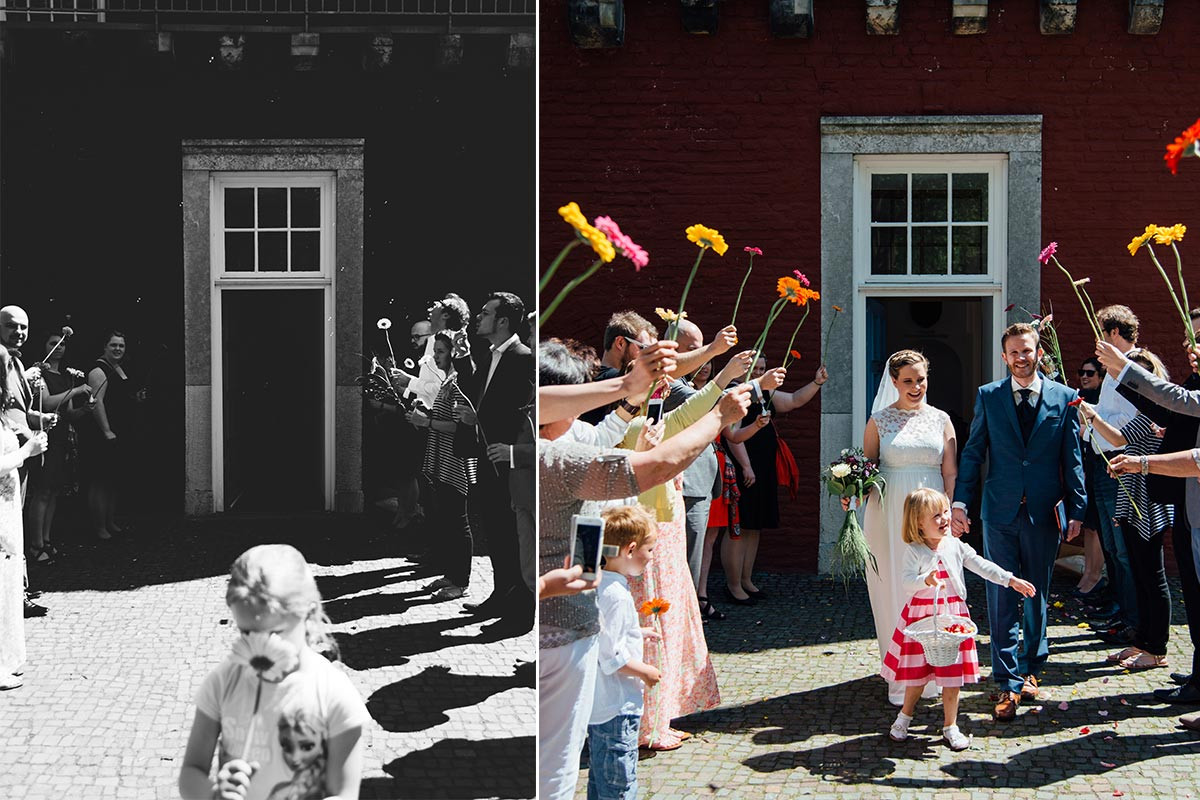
[0,514,535,800]
[575,572,1200,800]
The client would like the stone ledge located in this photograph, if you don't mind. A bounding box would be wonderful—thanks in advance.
[182,139,365,171]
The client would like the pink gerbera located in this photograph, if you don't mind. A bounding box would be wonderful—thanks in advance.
[744,246,763,256]
[594,216,649,271]
[1038,242,1058,265]
[793,270,810,287]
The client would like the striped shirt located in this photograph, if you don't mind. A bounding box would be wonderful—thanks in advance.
[422,375,477,496]
[1115,413,1172,539]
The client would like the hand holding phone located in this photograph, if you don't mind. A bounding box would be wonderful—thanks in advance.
[646,397,665,425]
[570,514,606,582]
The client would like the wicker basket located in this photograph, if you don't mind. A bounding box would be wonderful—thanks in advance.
[902,584,977,668]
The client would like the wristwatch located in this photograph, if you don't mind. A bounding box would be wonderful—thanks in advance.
[1140,455,1149,476]
[618,399,640,416]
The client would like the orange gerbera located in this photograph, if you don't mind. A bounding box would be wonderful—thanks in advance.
[832,305,844,313]
[777,276,803,304]
[790,349,802,360]
[1165,119,1200,175]
[640,597,671,617]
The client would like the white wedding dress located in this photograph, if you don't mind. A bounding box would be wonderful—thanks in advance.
[862,403,950,705]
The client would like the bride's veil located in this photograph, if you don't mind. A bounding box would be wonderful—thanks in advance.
[870,354,900,415]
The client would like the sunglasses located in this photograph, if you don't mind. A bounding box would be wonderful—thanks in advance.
[1077,369,1097,377]
[620,335,646,349]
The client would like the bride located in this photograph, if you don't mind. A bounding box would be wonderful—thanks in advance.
[860,350,958,705]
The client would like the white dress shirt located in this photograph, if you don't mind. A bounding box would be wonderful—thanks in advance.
[589,571,646,725]
[1010,373,1043,408]
[404,335,448,408]
[1087,370,1137,454]
[484,333,521,396]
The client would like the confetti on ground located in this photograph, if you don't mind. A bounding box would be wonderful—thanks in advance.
[1101,761,1117,768]
[1059,701,1069,710]
[1080,727,1091,735]
[1099,710,1110,716]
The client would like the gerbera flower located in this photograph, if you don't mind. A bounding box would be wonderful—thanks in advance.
[230,631,300,683]
[655,308,686,322]
[1038,242,1058,265]
[594,216,649,270]
[744,246,762,256]
[558,201,588,233]
[790,349,802,360]
[1128,225,1159,256]
[793,270,811,287]
[640,597,671,617]
[1154,223,1187,246]
[376,318,392,330]
[777,276,803,304]
[580,225,616,263]
[685,224,729,256]
[1165,119,1200,175]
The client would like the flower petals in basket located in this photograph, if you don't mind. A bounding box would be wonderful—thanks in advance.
[901,585,976,668]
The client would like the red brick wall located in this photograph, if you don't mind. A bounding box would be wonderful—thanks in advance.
[539,0,1200,570]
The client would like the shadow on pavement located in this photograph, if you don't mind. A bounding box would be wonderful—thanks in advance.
[360,736,535,799]
[32,512,409,592]
[367,662,535,732]
[335,615,525,671]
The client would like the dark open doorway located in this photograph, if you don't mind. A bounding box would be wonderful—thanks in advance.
[222,289,325,512]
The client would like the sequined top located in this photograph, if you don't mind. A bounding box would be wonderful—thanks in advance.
[539,437,639,650]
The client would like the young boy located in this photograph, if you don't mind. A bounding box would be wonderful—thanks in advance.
[585,505,662,800]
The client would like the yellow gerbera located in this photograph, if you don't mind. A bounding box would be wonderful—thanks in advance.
[1128,224,1159,256]
[558,202,588,233]
[581,224,615,263]
[1154,223,1187,245]
[655,308,687,322]
[685,224,729,256]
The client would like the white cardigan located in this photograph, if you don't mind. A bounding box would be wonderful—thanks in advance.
[899,535,1013,603]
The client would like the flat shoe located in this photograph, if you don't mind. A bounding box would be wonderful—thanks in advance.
[1107,646,1142,664]
[643,740,682,752]
[1121,652,1168,670]
[1180,711,1200,731]
[1171,672,1193,685]
[0,674,22,690]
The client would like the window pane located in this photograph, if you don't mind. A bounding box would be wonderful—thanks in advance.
[291,231,320,271]
[291,187,321,228]
[952,173,988,222]
[912,226,948,275]
[259,232,287,271]
[225,189,254,229]
[258,188,287,228]
[871,227,907,275]
[871,174,907,223]
[912,174,947,222]
[952,226,987,275]
[225,232,254,271]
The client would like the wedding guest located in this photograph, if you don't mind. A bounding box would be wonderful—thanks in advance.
[721,356,827,604]
[1086,306,1142,645]
[537,340,750,800]
[1100,325,1200,705]
[0,347,48,691]
[1074,357,1108,602]
[26,331,90,564]
[1079,347,1173,670]
[691,361,713,391]
[579,311,658,425]
[699,435,750,623]
[407,332,476,601]
[488,387,536,600]
[79,330,143,541]
[454,292,535,635]
[586,505,661,800]
[390,295,468,408]
[376,319,433,529]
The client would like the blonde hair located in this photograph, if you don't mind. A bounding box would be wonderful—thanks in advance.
[601,505,657,551]
[226,544,338,659]
[1128,347,1168,381]
[887,350,928,379]
[902,488,951,545]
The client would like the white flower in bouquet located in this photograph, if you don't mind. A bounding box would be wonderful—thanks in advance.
[829,463,852,479]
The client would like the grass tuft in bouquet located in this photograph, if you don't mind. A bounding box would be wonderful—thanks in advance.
[821,448,885,580]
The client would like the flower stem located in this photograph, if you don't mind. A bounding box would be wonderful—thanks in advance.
[1147,243,1198,351]
[729,254,754,328]
[1081,415,1143,520]
[744,299,787,383]
[1052,256,1103,340]
[240,678,263,761]
[539,258,604,326]
[780,304,811,370]
[640,249,708,414]
[1173,242,1196,349]
[539,239,581,294]
[821,309,841,366]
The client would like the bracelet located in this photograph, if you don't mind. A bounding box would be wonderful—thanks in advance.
[1141,455,1149,476]
[814,380,826,386]
[618,399,640,415]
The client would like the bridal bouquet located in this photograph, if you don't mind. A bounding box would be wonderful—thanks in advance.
[821,448,885,579]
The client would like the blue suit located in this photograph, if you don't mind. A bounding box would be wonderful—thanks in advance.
[953,377,1086,692]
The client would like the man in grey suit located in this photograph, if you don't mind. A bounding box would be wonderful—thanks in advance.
[1098,339,1200,705]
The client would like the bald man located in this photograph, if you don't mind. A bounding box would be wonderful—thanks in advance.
[0,306,56,438]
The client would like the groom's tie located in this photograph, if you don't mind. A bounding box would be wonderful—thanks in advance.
[1017,388,1036,443]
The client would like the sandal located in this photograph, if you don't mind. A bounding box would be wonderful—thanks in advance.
[25,546,53,565]
[669,728,693,741]
[1107,646,1141,664]
[1120,652,1168,670]
[698,597,726,621]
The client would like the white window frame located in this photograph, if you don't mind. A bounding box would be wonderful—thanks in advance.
[851,154,1009,440]
[209,171,337,512]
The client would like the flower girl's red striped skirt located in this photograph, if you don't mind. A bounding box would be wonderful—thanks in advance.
[881,565,981,687]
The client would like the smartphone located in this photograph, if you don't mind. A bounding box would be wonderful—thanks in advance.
[646,397,665,425]
[570,514,606,581]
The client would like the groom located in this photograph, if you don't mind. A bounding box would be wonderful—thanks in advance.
[951,322,1086,720]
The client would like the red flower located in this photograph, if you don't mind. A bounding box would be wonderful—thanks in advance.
[744,246,763,256]
[1068,398,1083,407]
[1039,242,1058,265]
[1165,118,1200,175]
[790,349,802,359]
[1004,303,1015,312]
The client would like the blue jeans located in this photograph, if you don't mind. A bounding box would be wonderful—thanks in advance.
[587,714,640,800]
[1092,459,1138,629]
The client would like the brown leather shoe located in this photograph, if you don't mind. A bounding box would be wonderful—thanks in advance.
[1020,675,1039,701]
[994,691,1020,721]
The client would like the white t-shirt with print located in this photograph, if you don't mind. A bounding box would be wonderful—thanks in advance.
[195,650,370,800]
